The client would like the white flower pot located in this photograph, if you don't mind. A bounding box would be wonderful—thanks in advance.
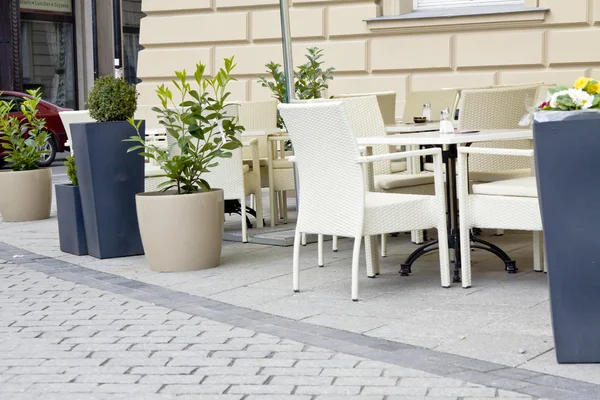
[136,189,224,272]
[0,168,52,222]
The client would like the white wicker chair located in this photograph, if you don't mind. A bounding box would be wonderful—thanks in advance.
[163,104,263,243]
[457,146,544,289]
[402,89,460,123]
[279,101,450,301]
[305,96,437,260]
[338,91,397,125]
[58,110,95,155]
[236,100,295,228]
[457,86,539,183]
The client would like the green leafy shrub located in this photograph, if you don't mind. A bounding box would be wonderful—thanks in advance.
[126,57,244,195]
[65,155,78,186]
[259,47,335,127]
[85,75,139,122]
[0,89,50,171]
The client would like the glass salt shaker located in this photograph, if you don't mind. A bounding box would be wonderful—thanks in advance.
[422,104,432,122]
[439,108,454,134]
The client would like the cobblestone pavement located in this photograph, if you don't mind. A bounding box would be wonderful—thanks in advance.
[0,260,551,400]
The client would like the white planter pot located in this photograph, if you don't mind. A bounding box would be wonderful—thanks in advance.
[0,168,52,222]
[136,189,224,272]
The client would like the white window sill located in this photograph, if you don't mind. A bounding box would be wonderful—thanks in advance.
[366,5,548,33]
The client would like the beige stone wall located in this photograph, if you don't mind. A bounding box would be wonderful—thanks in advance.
[137,0,600,124]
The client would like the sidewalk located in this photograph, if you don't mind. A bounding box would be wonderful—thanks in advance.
[1,187,600,397]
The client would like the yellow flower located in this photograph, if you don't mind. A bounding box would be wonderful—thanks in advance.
[574,77,592,90]
[586,81,600,95]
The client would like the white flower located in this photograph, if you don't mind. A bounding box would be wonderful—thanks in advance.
[568,88,594,109]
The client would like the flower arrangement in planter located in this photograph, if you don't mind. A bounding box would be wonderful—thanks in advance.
[70,75,145,259]
[125,57,244,272]
[533,77,600,363]
[538,78,600,111]
[55,156,88,255]
[0,89,52,222]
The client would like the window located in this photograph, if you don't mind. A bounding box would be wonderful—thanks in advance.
[414,0,524,9]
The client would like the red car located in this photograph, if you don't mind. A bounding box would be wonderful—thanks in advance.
[0,91,71,168]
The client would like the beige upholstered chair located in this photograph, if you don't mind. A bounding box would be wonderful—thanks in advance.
[279,100,450,301]
[338,91,397,125]
[236,100,295,228]
[401,89,460,123]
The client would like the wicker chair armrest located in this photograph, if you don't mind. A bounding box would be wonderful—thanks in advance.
[458,147,534,157]
[356,147,442,164]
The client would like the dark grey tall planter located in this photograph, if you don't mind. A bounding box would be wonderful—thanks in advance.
[71,121,145,259]
[55,184,88,256]
[533,111,600,364]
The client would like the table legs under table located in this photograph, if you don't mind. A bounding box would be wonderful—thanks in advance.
[400,144,518,285]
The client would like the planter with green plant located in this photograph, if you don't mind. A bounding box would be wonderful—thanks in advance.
[126,57,243,272]
[55,156,88,255]
[0,89,52,222]
[71,75,145,259]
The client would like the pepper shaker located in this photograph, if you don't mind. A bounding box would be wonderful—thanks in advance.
[439,108,454,134]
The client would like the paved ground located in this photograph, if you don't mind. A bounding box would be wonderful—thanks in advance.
[1,172,600,398]
[1,258,556,400]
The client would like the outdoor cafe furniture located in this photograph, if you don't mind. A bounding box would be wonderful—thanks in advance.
[457,146,543,288]
[278,101,450,301]
[235,100,295,228]
[356,129,534,284]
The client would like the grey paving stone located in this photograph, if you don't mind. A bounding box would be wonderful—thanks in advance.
[272,351,333,360]
[270,376,335,386]
[427,387,498,397]
[245,396,312,400]
[294,385,361,395]
[361,386,429,395]
[168,357,232,367]
[75,374,142,384]
[204,375,269,385]
[160,384,230,394]
[233,358,296,367]
[320,367,383,377]
[94,383,162,393]
[261,367,323,376]
[194,366,260,376]
[27,383,100,393]
[8,374,78,383]
[129,366,195,375]
[334,376,398,386]
[228,385,295,394]
[137,375,204,384]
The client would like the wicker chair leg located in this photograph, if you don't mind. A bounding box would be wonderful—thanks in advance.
[255,190,264,229]
[241,197,248,243]
[282,192,288,224]
[269,189,277,228]
[438,225,451,288]
[332,236,338,252]
[411,230,425,244]
[365,235,380,277]
[381,234,387,257]
[278,192,284,222]
[293,230,301,292]
[533,231,543,272]
[318,234,324,267]
[460,223,472,288]
[301,232,307,246]
[352,236,363,301]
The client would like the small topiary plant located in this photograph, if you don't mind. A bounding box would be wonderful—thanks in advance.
[65,155,78,186]
[85,75,139,122]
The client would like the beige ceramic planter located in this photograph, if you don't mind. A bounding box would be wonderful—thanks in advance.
[136,189,224,272]
[0,168,52,222]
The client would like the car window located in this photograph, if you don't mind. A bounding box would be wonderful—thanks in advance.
[0,95,24,113]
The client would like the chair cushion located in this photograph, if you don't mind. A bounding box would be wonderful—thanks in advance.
[469,169,531,183]
[471,176,538,198]
[390,161,407,173]
[374,173,434,190]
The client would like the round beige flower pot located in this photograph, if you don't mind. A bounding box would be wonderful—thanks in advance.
[0,168,52,222]
[136,189,224,272]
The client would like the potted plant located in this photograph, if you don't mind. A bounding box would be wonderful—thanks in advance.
[71,75,144,259]
[55,156,88,255]
[126,57,243,272]
[0,89,52,222]
[533,77,600,363]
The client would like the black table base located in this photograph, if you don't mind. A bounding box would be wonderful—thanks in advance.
[398,144,518,286]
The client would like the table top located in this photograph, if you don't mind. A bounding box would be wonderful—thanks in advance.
[356,129,533,146]
[385,122,441,134]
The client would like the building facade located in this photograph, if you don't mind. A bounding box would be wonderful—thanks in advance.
[0,0,142,109]
[136,0,600,124]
